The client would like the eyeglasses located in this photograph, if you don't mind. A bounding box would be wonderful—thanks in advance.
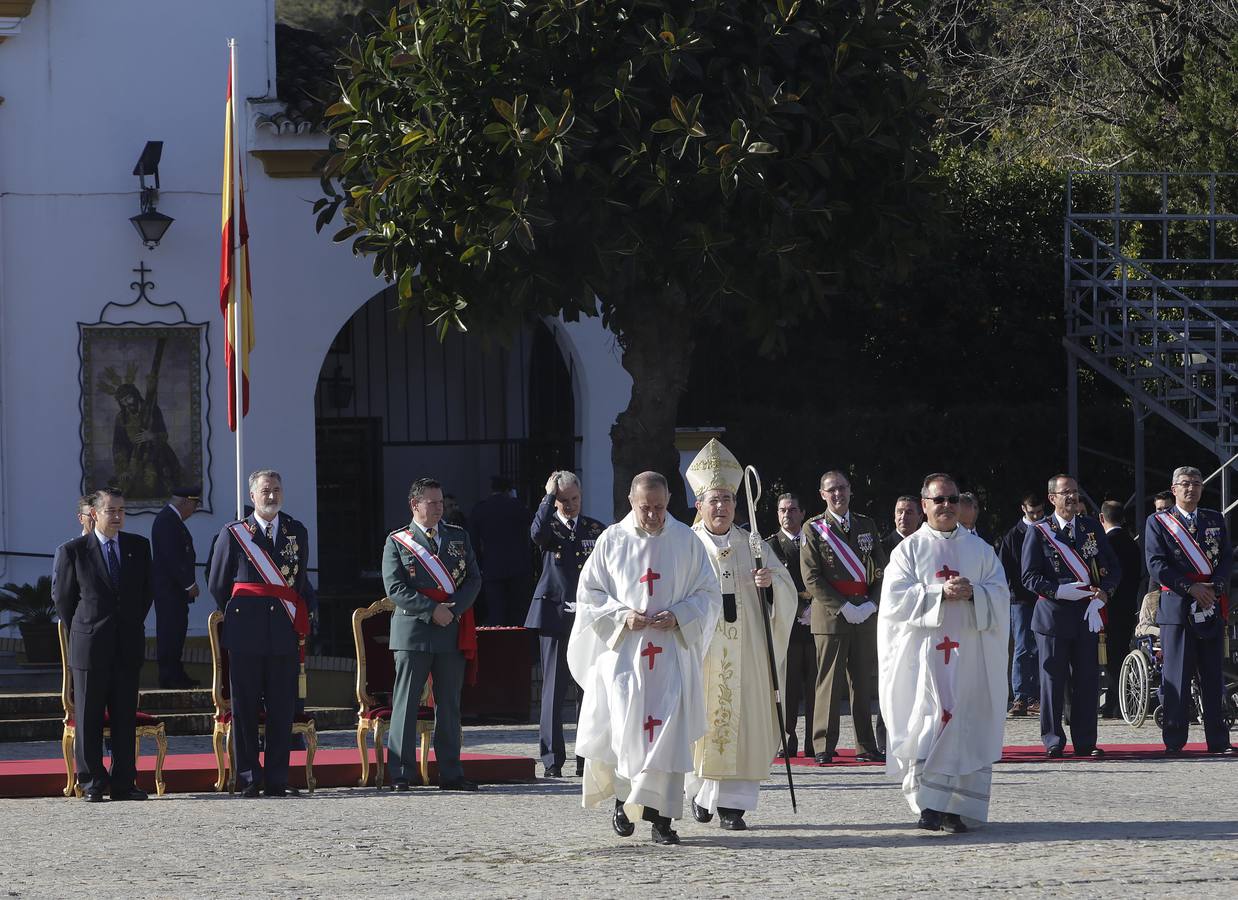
[924,495,960,505]
[1174,480,1203,489]
[1050,490,1080,498]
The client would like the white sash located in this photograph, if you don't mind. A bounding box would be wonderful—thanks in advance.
[228,522,298,624]
[1154,511,1213,576]
[1033,521,1091,584]
[390,529,457,595]
[810,519,866,584]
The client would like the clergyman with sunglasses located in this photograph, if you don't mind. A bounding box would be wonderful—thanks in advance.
[1020,474,1121,759]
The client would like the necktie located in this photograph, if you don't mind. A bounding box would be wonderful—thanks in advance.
[106,540,120,587]
[567,518,576,533]
[426,527,437,550]
[1067,522,1075,544]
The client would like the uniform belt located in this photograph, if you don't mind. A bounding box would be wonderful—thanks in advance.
[829,580,867,597]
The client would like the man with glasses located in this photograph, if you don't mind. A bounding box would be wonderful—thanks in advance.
[151,485,201,688]
[1144,467,1234,755]
[1021,474,1121,758]
[802,470,888,765]
[999,492,1045,717]
[879,473,1009,833]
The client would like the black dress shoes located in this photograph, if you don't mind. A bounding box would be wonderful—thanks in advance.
[941,813,969,834]
[439,777,479,792]
[264,786,300,797]
[854,751,886,763]
[691,799,713,823]
[111,787,148,801]
[1208,745,1235,755]
[1164,746,1183,756]
[718,808,747,831]
[917,808,943,831]
[1045,746,1064,759]
[240,782,262,798]
[543,765,563,778]
[392,779,411,792]
[1074,746,1105,758]
[612,800,635,837]
[82,789,107,803]
[814,752,834,766]
[650,817,681,845]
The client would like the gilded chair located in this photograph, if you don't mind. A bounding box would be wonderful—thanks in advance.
[58,621,166,797]
[207,610,317,792]
[353,598,434,788]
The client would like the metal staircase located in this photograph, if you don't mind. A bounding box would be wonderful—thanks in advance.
[1064,172,1238,523]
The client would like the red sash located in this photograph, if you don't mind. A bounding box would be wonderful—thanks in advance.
[1162,573,1230,621]
[391,529,478,685]
[810,519,868,597]
[1033,521,1107,626]
[1154,512,1229,619]
[227,522,309,660]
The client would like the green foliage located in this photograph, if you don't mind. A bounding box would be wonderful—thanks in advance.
[0,577,55,628]
[316,0,942,346]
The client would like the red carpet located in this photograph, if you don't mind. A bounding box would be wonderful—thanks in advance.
[782,743,1225,767]
[0,749,535,799]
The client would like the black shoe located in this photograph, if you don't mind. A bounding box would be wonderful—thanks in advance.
[776,738,797,760]
[917,808,943,831]
[392,779,411,792]
[439,777,479,792]
[240,782,262,798]
[854,751,886,763]
[82,789,107,803]
[814,752,834,766]
[613,800,635,838]
[942,813,969,834]
[803,746,816,759]
[691,799,713,823]
[543,765,563,778]
[1164,746,1183,757]
[1074,747,1104,758]
[1045,746,1064,759]
[111,787,148,801]
[651,818,681,845]
[264,786,300,797]
[718,808,747,831]
[1208,745,1235,755]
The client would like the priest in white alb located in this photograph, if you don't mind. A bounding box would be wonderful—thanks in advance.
[568,471,722,846]
[684,439,797,831]
[878,472,1010,834]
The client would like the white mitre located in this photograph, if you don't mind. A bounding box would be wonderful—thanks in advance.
[686,438,743,498]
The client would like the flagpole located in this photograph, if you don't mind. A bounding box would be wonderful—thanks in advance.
[230,38,245,520]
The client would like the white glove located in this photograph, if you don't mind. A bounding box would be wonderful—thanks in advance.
[797,607,812,627]
[564,600,577,614]
[1057,581,1094,602]
[854,600,877,623]
[1084,598,1105,633]
[839,602,863,625]
[1189,602,1214,622]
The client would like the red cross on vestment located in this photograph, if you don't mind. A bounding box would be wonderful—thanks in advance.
[936,635,960,664]
[644,715,662,743]
[639,567,661,596]
[941,709,953,725]
[936,565,960,581]
[641,641,663,671]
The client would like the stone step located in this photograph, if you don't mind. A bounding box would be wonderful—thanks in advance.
[0,706,356,742]
[0,688,216,718]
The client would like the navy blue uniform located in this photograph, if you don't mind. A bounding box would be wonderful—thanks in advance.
[1000,519,1041,706]
[524,496,604,770]
[1144,507,1233,751]
[151,504,196,686]
[207,513,310,791]
[1021,515,1121,753]
[52,531,153,794]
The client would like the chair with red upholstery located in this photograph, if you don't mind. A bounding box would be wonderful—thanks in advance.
[58,621,166,797]
[353,598,434,788]
[208,610,317,792]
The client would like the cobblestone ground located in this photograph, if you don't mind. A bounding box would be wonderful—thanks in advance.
[1,717,1234,898]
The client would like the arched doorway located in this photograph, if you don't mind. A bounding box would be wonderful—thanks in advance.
[312,287,579,594]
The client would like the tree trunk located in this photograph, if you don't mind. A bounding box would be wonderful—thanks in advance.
[609,301,695,522]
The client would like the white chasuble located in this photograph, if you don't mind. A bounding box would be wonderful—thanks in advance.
[878,524,1010,822]
[568,513,722,818]
[690,525,797,796]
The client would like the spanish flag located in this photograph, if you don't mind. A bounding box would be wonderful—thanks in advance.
[219,58,253,431]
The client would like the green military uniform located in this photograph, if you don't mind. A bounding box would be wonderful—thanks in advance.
[800,509,888,759]
[382,519,481,784]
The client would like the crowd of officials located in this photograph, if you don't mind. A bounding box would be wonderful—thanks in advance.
[47,462,1232,801]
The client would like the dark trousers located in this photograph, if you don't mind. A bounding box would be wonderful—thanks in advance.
[538,633,573,768]
[1010,601,1039,702]
[783,634,816,756]
[479,576,532,626]
[812,628,879,756]
[72,663,141,793]
[1159,623,1230,750]
[389,648,466,782]
[1035,631,1099,751]
[154,593,189,683]
[230,651,298,789]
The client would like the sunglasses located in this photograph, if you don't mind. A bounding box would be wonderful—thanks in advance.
[925,495,960,505]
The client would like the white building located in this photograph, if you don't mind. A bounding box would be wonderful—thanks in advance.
[0,0,630,636]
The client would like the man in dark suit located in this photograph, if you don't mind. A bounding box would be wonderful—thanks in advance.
[151,485,200,688]
[999,492,1045,717]
[208,469,311,797]
[526,470,605,778]
[1099,500,1142,717]
[1144,466,1234,755]
[468,476,533,625]
[766,491,815,759]
[882,495,923,556]
[383,476,483,790]
[958,492,995,544]
[1021,473,1121,758]
[52,486,153,801]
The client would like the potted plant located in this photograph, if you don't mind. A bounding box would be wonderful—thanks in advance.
[0,576,59,665]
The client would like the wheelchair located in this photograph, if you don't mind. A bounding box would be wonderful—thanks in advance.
[1119,624,1238,729]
